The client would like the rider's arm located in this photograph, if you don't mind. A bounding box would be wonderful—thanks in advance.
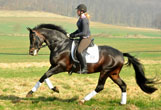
[74,19,89,38]
[71,29,79,35]
[70,29,79,38]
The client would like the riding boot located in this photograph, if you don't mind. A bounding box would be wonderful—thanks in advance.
[77,52,88,74]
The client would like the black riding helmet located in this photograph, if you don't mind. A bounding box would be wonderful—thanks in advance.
[76,4,87,13]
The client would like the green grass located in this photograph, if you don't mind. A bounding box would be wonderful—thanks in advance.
[0,35,50,62]
[0,17,161,37]
[0,66,160,110]
[0,14,161,110]
[91,26,161,37]
[1,35,161,63]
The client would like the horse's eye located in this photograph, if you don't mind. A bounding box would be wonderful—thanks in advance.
[32,33,36,36]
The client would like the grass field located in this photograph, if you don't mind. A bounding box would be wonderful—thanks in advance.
[0,11,161,110]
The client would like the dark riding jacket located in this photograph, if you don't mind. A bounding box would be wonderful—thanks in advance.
[71,15,91,38]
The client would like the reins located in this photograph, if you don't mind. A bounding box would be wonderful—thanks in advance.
[40,44,48,49]
[39,36,81,49]
[37,33,161,54]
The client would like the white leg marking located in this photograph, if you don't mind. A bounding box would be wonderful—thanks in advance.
[120,92,127,104]
[84,90,97,101]
[32,81,42,92]
[33,50,37,56]
[45,78,54,89]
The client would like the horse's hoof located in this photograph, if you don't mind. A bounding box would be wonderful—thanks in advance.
[26,91,33,98]
[52,86,59,93]
[79,99,85,105]
[120,102,126,105]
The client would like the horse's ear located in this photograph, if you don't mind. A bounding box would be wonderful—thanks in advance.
[27,27,33,33]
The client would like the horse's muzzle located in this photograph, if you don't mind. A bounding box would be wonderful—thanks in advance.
[29,48,38,56]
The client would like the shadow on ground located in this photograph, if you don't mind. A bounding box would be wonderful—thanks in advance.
[0,95,78,104]
[0,53,49,56]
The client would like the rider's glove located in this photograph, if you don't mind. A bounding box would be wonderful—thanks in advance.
[66,33,70,38]
[70,34,75,38]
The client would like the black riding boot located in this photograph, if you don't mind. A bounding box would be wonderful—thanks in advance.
[77,52,88,74]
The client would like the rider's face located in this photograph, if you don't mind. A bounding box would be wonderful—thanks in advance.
[77,10,81,16]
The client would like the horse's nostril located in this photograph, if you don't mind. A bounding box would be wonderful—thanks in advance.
[29,49,38,56]
[29,50,33,55]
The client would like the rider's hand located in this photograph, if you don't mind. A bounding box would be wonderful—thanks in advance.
[66,33,70,38]
[70,34,75,38]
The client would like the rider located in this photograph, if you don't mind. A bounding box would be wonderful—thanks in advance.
[70,4,91,74]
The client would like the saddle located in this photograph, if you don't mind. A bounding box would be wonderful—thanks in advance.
[69,38,99,75]
[71,38,99,64]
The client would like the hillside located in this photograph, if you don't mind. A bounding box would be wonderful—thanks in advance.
[0,10,70,18]
[0,10,160,38]
[0,0,161,28]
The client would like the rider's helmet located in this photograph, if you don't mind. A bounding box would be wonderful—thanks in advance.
[76,4,87,13]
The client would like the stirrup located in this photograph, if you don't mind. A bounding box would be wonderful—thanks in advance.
[78,68,88,74]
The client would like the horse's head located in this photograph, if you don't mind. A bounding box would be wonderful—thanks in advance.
[27,27,45,56]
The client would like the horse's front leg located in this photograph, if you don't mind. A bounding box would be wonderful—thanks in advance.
[26,64,64,97]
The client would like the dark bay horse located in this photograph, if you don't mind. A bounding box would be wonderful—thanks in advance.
[26,24,157,104]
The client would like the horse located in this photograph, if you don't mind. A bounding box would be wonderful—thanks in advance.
[26,24,157,104]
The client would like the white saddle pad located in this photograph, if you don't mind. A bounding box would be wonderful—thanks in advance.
[85,44,99,63]
[71,41,99,63]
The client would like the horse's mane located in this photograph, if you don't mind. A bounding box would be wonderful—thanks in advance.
[33,24,67,35]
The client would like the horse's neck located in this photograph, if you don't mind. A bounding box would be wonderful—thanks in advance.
[41,29,68,50]
[46,38,68,51]
[49,39,71,54]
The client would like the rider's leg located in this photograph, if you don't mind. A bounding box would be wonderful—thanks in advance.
[77,51,88,73]
[77,37,91,73]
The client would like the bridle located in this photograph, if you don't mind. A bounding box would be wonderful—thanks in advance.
[32,30,49,49]
[32,30,80,49]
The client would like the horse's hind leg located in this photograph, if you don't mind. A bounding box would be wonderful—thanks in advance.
[80,71,109,104]
[109,68,127,104]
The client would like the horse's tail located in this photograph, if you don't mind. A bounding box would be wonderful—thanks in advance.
[123,53,157,94]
